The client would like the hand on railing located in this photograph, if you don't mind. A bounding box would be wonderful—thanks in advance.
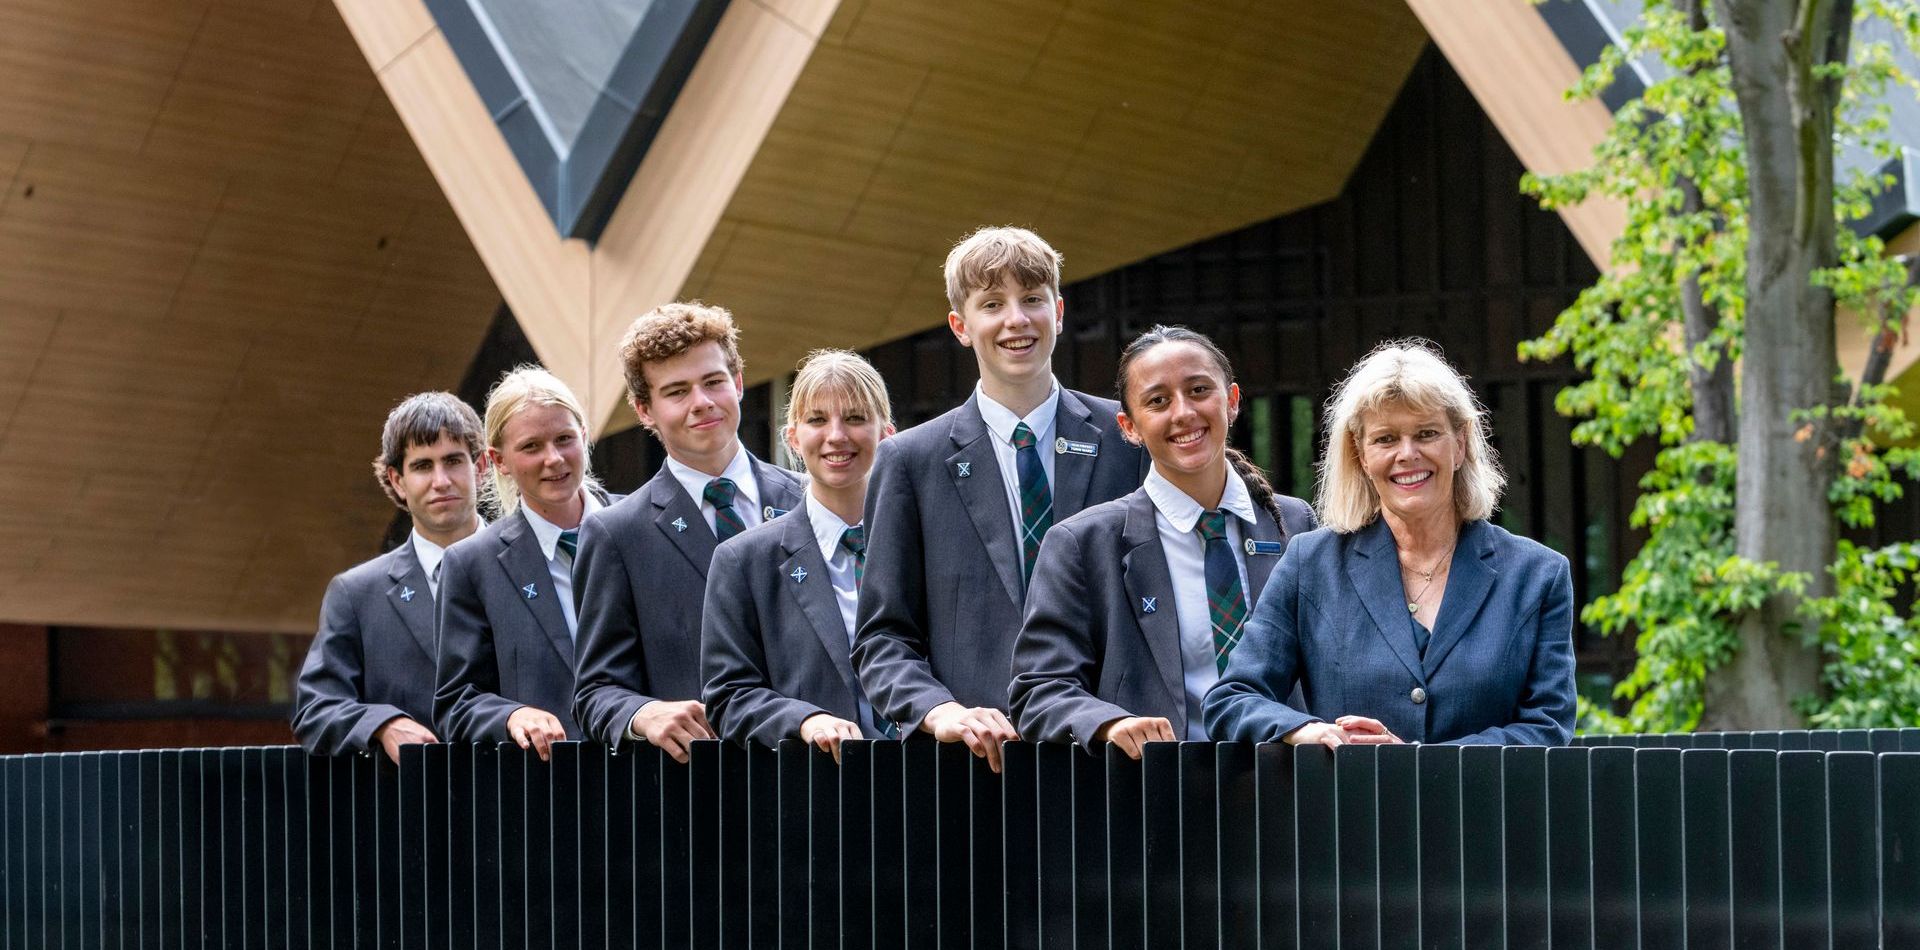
[371,716,437,765]
[1094,716,1175,760]
[922,702,1020,773]
[507,706,568,762]
[1335,715,1405,745]
[629,700,715,764]
[799,713,863,764]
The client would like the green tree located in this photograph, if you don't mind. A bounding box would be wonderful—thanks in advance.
[1523,0,1920,731]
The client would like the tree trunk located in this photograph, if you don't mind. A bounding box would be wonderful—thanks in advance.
[1702,0,1850,729]
[1678,0,1736,445]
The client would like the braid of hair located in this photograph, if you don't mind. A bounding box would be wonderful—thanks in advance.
[1225,445,1285,528]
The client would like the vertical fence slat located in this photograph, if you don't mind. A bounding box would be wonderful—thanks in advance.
[1459,746,1504,950]
[809,744,842,950]
[1828,752,1879,950]
[1882,753,1920,948]
[716,741,751,950]
[1728,749,1780,950]
[1503,746,1549,950]
[869,740,907,950]
[1681,749,1731,950]
[1217,742,1258,950]
[688,740,719,950]
[837,740,874,950]
[1106,742,1145,950]
[1587,747,1636,950]
[1002,739,1039,950]
[1777,751,1829,950]
[1255,742,1298,950]
[1375,744,1419,950]
[1416,745,1462,950]
[1335,745,1379,950]
[1547,746,1592,950]
[1072,745,1110,950]
[1294,745,1337,950]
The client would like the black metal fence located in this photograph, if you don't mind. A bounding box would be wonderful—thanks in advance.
[4,738,1918,949]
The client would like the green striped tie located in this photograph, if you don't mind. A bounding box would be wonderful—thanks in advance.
[557,528,579,566]
[839,525,866,589]
[704,478,745,542]
[1010,422,1052,585]
[1196,510,1248,673]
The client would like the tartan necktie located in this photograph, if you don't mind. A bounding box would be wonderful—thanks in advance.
[704,478,745,542]
[556,528,579,567]
[1196,510,1249,674]
[1010,422,1052,585]
[839,525,866,589]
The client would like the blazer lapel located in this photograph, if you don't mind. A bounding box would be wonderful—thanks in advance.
[384,541,436,660]
[751,456,806,516]
[1243,509,1285,603]
[495,510,574,666]
[1119,492,1188,729]
[1050,389,1104,517]
[948,398,1025,606]
[1422,519,1498,678]
[649,469,718,578]
[1348,519,1426,684]
[777,510,864,705]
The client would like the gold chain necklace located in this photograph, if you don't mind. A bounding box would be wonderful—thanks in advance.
[1403,540,1457,615]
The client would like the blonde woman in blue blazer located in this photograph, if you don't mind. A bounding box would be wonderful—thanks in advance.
[701,349,894,760]
[1011,326,1314,757]
[1204,341,1576,747]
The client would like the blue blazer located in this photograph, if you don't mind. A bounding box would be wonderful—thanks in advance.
[291,541,439,756]
[852,389,1146,726]
[572,454,806,745]
[1203,518,1575,746]
[433,504,601,742]
[1010,486,1316,748]
[700,504,885,748]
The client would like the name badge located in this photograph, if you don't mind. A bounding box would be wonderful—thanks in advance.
[763,506,789,520]
[1054,437,1099,457]
[1244,539,1286,556]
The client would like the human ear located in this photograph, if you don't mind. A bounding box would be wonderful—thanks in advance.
[946,311,971,347]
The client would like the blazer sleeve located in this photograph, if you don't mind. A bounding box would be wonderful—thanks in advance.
[852,441,957,726]
[1202,543,1321,741]
[571,515,661,747]
[432,544,521,742]
[1449,556,1577,746]
[700,541,831,748]
[291,574,406,756]
[1009,525,1134,749]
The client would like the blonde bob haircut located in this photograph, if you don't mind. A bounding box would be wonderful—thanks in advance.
[785,348,892,431]
[480,365,600,517]
[1317,340,1504,533]
[942,226,1063,314]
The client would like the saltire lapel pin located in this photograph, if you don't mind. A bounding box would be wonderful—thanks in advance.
[790,566,808,584]
[1142,596,1157,614]
[522,583,538,600]
[1244,539,1286,556]
[672,517,689,533]
[956,461,971,478]
[399,586,416,603]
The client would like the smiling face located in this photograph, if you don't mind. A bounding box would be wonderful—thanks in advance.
[786,394,892,494]
[947,273,1062,395]
[1357,401,1466,528]
[1116,340,1240,494]
[632,339,744,474]
[491,402,586,515]
[386,431,480,537]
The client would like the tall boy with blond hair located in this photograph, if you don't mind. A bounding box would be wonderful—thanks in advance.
[852,226,1144,771]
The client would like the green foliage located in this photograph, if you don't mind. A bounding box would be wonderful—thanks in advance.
[1528,1,1920,732]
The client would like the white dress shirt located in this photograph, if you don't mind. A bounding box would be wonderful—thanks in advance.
[973,379,1061,547]
[665,444,764,538]
[1143,464,1255,740]
[410,515,483,599]
[804,491,878,733]
[518,492,603,640]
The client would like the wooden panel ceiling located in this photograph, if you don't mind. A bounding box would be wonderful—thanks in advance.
[0,0,500,634]
[676,0,1432,412]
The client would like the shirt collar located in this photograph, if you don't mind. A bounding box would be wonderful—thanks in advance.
[518,493,601,561]
[408,516,482,579]
[665,444,760,512]
[804,489,857,563]
[1143,463,1256,534]
[974,378,1061,446]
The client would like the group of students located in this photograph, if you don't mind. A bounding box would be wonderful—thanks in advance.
[293,225,1577,768]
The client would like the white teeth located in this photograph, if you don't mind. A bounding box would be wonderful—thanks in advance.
[1001,339,1035,350]
[1391,472,1430,486]
[1171,430,1205,445]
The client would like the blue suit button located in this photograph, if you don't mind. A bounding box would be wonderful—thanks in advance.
[1410,687,1427,705]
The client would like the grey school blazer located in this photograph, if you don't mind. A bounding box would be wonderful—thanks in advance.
[572,453,805,746]
[852,389,1146,728]
[700,504,885,748]
[1203,518,1577,746]
[1009,486,1316,748]
[291,540,439,756]
[433,502,608,743]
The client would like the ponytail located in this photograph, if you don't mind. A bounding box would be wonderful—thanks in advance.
[1225,446,1285,529]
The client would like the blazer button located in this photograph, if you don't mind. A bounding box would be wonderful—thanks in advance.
[1410,687,1427,705]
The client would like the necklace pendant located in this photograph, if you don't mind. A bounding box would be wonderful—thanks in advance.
[1408,602,1420,614]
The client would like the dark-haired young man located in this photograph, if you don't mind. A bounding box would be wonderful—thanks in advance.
[292,392,485,761]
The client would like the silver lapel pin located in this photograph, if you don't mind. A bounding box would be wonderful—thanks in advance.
[790,566,808,583]
[957,461,972,478]
[522,583,538,600]
[400,587,416,603]
[1142,596,1157,614]
[672,517,688,533]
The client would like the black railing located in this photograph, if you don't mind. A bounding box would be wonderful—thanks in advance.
[1572,728,1920,751]
[3,739,1917,949]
